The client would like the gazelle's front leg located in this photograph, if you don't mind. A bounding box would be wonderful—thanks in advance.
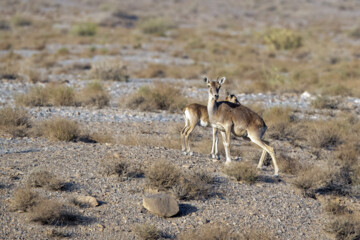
[220,129,232,165]
[210,127,220,160]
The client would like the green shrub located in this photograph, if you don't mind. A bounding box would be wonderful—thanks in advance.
[264,29,302,50]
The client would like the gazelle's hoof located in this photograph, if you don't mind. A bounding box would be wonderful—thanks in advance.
[257,166,264,170]
[182,151,187,155]
[189,151,194,156]
[273,173,279,177]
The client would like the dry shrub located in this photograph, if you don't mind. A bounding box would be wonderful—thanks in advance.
[177,224,234,240]
[10,188,40,212]
[15,86,49,106]
[326,214,360,240]
[89,132,114,144]
[311,96,338,109]
[145,160,210,200]
[307,121,345,149]
[29,200,79,226]
[71,22,97,36]
[21,67,47,83]
[102,155,143,180]
[15,84,75,107]
[277,154,301,175]
[133,224,161,240]
[262,106,293,140]
[325,200,351,215]
[27,169,65,191]
[0,107,30,137]
[39,118,79,141]
[90,61,128,81]
[336,142,359,165]
[223,161,258,184]
[0,61,18,79]
[125,82,187,112]
[46,229,70,239]
[76,81,110,108]
[264,28,302,50]
[293,165,327,198]
[11,15,32,27]
[139,17,176,36]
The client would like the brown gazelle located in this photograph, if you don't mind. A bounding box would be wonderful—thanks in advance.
[204,76,279,176]
[180,95,241,158]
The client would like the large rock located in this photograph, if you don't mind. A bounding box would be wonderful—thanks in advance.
[143,193,179,217]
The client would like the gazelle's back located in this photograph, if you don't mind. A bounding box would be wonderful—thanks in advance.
[184,103,209,126]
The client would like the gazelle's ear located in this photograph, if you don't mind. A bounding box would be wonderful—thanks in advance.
[203,76,210,83]
[218,77,226,85]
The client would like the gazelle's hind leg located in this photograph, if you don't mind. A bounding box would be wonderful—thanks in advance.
[248,133,279,176]
[257,150,267,169]
[184,123,196,155]
[220,129,232,165]
[180,117,190,152]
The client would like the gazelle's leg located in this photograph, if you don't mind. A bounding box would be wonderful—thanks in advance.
[184,124,196,155]
[257,150,267,169]
[211,128,219,159]
[215,129,219,159]
[249,134,279,176]
[220,129,232,165]
[181,118,189,152]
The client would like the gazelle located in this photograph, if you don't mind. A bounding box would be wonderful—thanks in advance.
[225,93,240,105]
[180,95,240,158]
[204,76,279,176]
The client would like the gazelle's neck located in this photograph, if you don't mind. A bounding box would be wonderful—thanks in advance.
[207,96,217,121]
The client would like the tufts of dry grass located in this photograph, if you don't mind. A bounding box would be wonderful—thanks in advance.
[223,161,258,184]
[102,155,143,181]
[27,169,65,191]
[90,61,128,82]
[76,81,110,108]
[325,214,360,240]
[308,121,344,149]
[0,107,30,137]
[11,15,32,27]
[139,17,176,36]
[15,86,50,107]
[88,132,114,144]
[21,67,48,83]
[145,160,211,200]
[277,154,301,175]
[325,200,351,216]
[39,117,79,142]
[177,223,271,240]
[15,84,75,107]
[293,165,327,198]
[125,82,187,113]
[29,199,79,226]
[10,188,40,212]
[0,61,18,79]
[71,22,97,36]
[133,224,161,240]
[264,28,302,50]
[311,96,338,109]
[262,106,294,140]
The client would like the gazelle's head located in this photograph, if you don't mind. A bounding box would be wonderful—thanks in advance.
[225,93,240,105]
[203,76,226,101]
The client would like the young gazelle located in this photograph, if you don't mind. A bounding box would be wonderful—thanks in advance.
[204,76,279,176]
[180,95,240,158]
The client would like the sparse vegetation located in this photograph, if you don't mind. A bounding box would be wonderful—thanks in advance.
[223,161,258,184]
[311,96,338,109]
[77,81,110,108]
[263,106,294,139]
[326,214,360,240]
[125,82,187,112]
[11,15,32,27]
[264,28,302,50]
[71,22,97,36]
[102,155,143,180]
[0,107,30,137]
[29,199,79,226]
[39,117,79,142]
[139,17,175,36]
[145,160,211,200]
[10,188,40,212]
[133,224,161,240]
[27,169,65,191]
[90,61,128,81]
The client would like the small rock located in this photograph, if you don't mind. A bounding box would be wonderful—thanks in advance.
[75,196,99,207]
[143,193,179,217]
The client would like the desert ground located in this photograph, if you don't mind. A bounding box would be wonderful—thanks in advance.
[0,0,360,239]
